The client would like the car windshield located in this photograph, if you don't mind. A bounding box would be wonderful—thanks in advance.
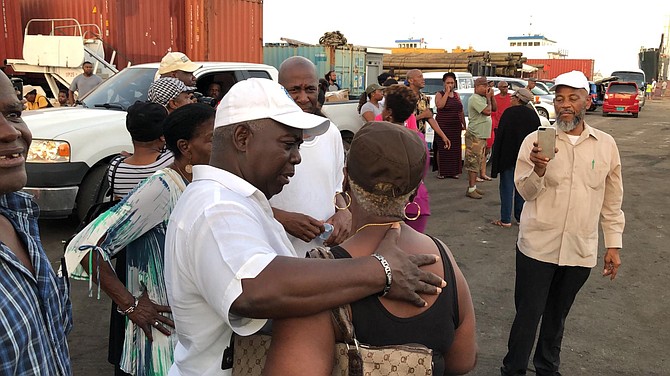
[608,84,637,94]
[611,71,645,89]
[424,79,443,95]
[81,67,158,110]
[530,86,550,95]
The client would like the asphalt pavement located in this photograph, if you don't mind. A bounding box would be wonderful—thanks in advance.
[38,97,670,375]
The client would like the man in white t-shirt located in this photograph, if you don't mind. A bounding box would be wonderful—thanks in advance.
[270,56,351,255]
[164,78,446,376]
[68,61,103,105]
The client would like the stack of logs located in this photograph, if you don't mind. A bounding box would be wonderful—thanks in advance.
[384,51,527,78]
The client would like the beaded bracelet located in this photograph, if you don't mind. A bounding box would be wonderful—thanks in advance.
[371,253,392,297]
[116,297,139,316]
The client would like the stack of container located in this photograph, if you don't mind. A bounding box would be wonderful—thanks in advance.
[1,0,264,70]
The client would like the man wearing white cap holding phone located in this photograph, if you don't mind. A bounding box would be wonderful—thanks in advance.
[501,71,625,376]
[164,78,447,376]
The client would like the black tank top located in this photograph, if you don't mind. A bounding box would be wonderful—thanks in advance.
[330,235,459,374]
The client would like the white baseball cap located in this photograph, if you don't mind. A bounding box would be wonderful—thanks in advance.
[553,70,590,93]
[158,52,202,75]
[215,78,329,133]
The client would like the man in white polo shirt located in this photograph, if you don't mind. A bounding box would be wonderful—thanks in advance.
[164,78,446,375]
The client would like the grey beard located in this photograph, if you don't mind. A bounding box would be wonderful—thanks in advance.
[555,109,585,132]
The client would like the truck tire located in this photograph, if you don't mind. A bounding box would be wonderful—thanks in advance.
[537,107,549,120]
[75,165,111,221]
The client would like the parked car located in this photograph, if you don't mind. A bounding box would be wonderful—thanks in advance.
[602,81,639,118]
[535,81,552,93]
[538,79,555,89]
[610,69,646,109]
[21,61,364,219]
[486,76,556,122]
[587,81,601,111]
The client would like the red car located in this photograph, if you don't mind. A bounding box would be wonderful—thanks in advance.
[602,82,639,118]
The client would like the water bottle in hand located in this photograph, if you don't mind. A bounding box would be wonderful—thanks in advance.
[318,223,334,243]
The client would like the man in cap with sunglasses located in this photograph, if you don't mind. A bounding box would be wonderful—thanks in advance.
[164,78,447,376]
[158,52,202,87]
[500,71,624,376]
[148,77,197,113]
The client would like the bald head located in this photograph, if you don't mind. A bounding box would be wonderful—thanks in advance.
[406,69,425,91]
[278,56,320,114]
[279,56,317,84]
[406,69,421,80]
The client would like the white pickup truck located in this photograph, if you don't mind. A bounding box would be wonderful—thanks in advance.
[21,62,364,219]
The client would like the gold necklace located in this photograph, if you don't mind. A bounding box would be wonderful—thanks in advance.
[355,221,402,235]
[172,164,191,183]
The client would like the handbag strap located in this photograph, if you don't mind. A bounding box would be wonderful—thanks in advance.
[306,247,357,343]
[107,154,126,199]
[306,247,365,376]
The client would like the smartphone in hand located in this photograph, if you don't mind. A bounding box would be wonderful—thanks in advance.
[537,126,556,159]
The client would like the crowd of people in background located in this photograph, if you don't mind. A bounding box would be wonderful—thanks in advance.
[0,49,626,376]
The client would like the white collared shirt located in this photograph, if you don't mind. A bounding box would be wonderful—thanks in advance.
[165,165,297,376]
[269,121,345,255]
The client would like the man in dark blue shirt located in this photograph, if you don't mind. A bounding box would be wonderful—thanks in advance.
[0,70,73,375]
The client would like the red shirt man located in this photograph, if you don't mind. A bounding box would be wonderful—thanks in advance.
[489,81,512,148]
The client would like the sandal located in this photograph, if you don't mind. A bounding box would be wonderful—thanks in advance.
[491,219,512,228]
[478,175,493,181]
[436,175,446,179]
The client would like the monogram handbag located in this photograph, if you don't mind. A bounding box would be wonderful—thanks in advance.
[225,247,434,376]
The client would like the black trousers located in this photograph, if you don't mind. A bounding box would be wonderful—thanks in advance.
[501,249,591,376]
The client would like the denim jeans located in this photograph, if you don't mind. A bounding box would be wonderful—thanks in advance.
[499,168,525,224]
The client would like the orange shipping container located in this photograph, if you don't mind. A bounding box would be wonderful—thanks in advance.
[185,0,263,63]
[527,59,595,81]
[1,0,24,69]
[17,0,262,67]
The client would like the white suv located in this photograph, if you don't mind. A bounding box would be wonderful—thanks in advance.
[487,77,556,123]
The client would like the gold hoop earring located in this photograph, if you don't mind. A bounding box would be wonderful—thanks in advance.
[403,201,421,221]
[334,192,351,211]
[184,155,193,174]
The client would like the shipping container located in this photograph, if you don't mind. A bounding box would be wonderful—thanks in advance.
[14,0,262,68]
[333,46,366,97]
[187,0,263,63]
[263,45,367,96]
[1,0,24,69]
[264,46,331,76]
[526,59,595,81]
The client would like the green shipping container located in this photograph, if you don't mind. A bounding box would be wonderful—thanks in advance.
[263,45,367,97]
